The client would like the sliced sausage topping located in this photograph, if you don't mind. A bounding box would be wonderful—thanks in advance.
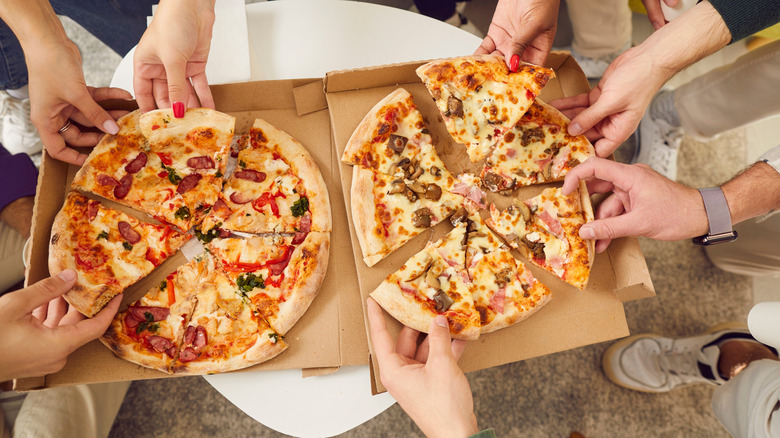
[128,306,170,322]
[176,173,202,195]
[186,156,215,169]
[118,221,141,244]
[234,169,266,183]
[97,174,119,187]
[148,336,173,353]
[114,174,133,199]
[124,153,148,174]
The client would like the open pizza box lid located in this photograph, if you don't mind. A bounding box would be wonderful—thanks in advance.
[15,78,368,391]
[323,52,655,394]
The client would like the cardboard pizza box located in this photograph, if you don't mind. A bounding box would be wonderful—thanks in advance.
[323,52,655,394]
[16,78,367,390]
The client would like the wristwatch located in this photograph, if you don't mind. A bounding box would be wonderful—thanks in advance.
[692,187,738,245]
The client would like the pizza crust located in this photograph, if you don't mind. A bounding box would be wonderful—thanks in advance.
[350,166,386,267]
[100,320,171,373]
[342,88,409,165]
[169,330,288,375]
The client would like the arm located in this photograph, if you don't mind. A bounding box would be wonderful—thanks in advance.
[366,298,479,438]
[133,0,216,117]
[475,0,561,68]
[0,270,121,382]
[0,0,133,165]
[551,1,731,157]
[561,156,780,252]
[0,150,38,238]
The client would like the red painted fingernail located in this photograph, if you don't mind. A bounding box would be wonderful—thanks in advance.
[173,101,185,118]
[509,54,520,72]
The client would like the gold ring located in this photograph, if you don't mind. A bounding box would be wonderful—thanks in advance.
[58,121,72,133]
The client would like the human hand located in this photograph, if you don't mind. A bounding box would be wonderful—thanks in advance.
[0,269,121,382]
[475,0,560,68]
[549,45,671,157]
[642,0,679,30]
[561,157,707,252]
[367,298,477,438]
[26,39,132,166]
[133,0,216,116]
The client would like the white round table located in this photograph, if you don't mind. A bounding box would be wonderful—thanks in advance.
[111,1,481,436]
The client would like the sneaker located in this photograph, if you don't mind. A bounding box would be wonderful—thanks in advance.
[568,40,631,79]
[602,322,754,393]
[0,90,43,156]
[632,110,683,180]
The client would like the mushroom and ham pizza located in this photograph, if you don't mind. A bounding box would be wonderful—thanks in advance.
[71,108,235,231]
[480,99,595,193]
[486,181,595,290]
[416,55,554,162]
[49,192,189,317]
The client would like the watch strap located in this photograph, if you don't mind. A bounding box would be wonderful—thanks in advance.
[699,187,732,235]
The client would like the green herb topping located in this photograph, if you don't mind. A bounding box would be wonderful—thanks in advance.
[290,196,309,217]
[174,206,191,220]
[237,273,265,292]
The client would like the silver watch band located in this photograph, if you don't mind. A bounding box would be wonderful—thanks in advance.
[699,187,732,235]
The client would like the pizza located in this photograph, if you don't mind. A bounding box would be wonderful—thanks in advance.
[416,55,554,162]
[480,99,595,193]
[370,223,482,340]
[49,191,190,317]
[201,118,331,236]
[101,255,288,374]
[485,181,595,290]
[71,108,235,231]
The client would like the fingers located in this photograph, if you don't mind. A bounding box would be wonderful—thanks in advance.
[366,298,399,366]
[567,89,613,137]
[43,297,69,328]
[578,214,639,248]
[133,72,156,113]
[58,294,122,351]
[11,270,77,315]
[549,93,590,111]
[60,123,104,147]
[40,130,87,165]
[396,326,421,359]
[58,303,87,327]
[163,56,190,116]
[451,339,467,361]
[190,72,214,109]
[562,157,632,195]
[593,137,623,158]
[153,79,171,110]
[643,0,667,30]
[69,88,120,136]
[425,315,455,364]
[474,34,496,55]
[89,86,133,102]
[506,26,546,68]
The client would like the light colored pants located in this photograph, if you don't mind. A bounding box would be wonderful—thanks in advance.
[566,0,632,59]
[0,222,25,293]
[712,359,780,438]
[1,382,129,438]
[675,39,780,139]
[706,212,780,276]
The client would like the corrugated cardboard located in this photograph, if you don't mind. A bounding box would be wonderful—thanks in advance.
[324,53,655,394]
[16,79,366,390]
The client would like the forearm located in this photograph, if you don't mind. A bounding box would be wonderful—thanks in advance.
[640,1,731,84]
[722,161,780,226]
[0,0,69,50]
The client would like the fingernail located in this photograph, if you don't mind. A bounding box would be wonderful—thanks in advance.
[58,269,76,281]
[435,315,448,328]
[569,122,582,135]
[509,54,520,72]
[173,101,185,118]
[580,226,595,240]
[103,119,119,135]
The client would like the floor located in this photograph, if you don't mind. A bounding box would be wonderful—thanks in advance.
[53,1,779,437]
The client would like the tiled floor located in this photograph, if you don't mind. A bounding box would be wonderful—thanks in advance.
[52,1,778,437]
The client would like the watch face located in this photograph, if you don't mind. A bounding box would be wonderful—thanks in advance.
[692,230,739,246]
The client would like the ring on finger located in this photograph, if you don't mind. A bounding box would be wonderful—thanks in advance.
[58,121,72,134]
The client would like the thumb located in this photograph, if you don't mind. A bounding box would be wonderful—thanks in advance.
[164,56,190,118]
[426,315,455,363]
[567,90,614,136]
[16,270,78,314]
[72,89,120,135]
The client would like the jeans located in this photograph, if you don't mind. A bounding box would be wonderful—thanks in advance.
[0,0,158,90]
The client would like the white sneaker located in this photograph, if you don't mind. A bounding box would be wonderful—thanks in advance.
[0,90,43,156]
[568,41,631,79]
[633,110,683,180]
[602,322,754,393]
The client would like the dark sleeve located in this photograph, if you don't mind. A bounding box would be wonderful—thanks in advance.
[468,429,497,438]
[0,148,38,212]
[708,0,780,43]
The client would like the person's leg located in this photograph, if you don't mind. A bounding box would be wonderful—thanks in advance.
[705,212,780,276]
[565,0,631,78]
[0,221,26,294]
[674,39,780,139]
[11,382,130,438]
[414,0,456,22]
[711,359,780,438]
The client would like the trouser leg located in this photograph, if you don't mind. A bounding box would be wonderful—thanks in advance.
[0,222,26,294]
[711,359,780,438]
[565,0,632,59]
[675,39,780,138]
[706,212,780,276]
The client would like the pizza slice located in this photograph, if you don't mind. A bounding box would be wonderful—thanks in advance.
[170,256,288,375]
[370,224,482,340]
[49,192,190,317]
[342,88,434,174]
[207,232,330,335]
[100,256,205,372]
[485,181,595,290]
[481,99,595,192]
[416,55,554,162]
[71,108,235,231]
[210,118,331,235]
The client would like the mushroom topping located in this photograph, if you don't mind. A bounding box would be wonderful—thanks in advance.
[425,268,441,290]
[495,268,513,289]
[388,180,406,195]
[516,201,532,222]
[404,187,419,203]
[505,232,520,243]
[542,160,554,179]
[449,206,468,226]
[423,183,442,201]
[387,134,408,154]
[410,162,424,180]
[408,181,427,194]
[521,236,546,260]
[412,207,432,228]
[433,290,454,312]
[430,166,442,177]
[482,172,502,192]
[446,95,464,118]
[406,252,432,281]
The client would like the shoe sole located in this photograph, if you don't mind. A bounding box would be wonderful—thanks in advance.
[602,321,749,393]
